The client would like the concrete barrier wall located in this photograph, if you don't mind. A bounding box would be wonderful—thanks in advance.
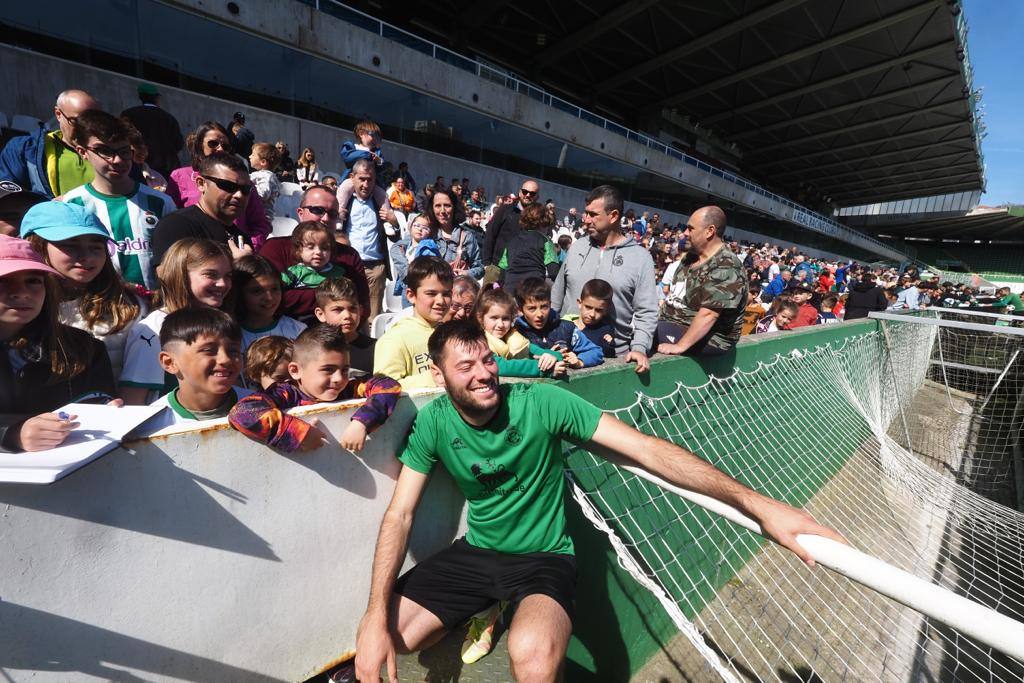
[0,320,880,681]
[0,393,466,682]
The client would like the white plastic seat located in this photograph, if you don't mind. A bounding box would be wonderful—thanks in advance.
[10,115,42,133]
[370,312,400,339]
[383,279,407,313]
[271,216,298,237]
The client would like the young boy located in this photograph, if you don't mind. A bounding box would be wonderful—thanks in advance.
[141,308,253,430]
[314,277,375,375]
[786,281,821,328]
[373,256,453,389]
[229,324,400,453]
[248,142,281,223]
[336,119,389,222]
[514,277,603,369]
[244,335,294,390]
[820,294,840,323]
[62,109,177,292]
[571,278,616,358]
[741,283,767,336]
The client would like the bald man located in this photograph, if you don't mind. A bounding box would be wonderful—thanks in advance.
[657,206,748,356]
[0,89,101,198]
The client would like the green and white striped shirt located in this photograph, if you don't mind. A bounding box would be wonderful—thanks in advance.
[63,182,177,290]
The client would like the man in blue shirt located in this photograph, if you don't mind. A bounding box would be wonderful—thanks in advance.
[763,269,792,302]
[343,158,397,322]
[896,277,921,310]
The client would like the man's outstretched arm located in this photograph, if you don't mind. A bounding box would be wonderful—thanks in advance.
[355,465,430,683]
[584,414,846,566]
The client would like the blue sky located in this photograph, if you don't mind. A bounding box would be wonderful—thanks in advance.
[965,0,1024,205]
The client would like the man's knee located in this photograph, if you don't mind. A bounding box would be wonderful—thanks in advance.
[508,622,566,682]
[509,614,573,683]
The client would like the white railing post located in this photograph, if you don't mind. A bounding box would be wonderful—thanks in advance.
[618,463,1024,662]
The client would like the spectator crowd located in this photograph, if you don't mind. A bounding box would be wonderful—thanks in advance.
[0,85,1016,457]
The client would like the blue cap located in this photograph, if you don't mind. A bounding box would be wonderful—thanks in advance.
[20,201,111,242]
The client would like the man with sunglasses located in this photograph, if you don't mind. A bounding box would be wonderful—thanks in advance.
[0,89,100,199]
[481,179,539,282]
[151,153,254,268]
[258,185,371,323]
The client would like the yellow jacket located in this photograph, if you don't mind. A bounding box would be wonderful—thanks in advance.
[485,330,531,359]
[373,314,437,390]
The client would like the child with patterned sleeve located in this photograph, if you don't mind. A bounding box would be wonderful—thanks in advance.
[228,324,400,453]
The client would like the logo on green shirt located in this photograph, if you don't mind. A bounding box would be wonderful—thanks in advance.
[471,461,518,492]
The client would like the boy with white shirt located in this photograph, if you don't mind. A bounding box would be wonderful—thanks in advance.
[141,308,252,431]
[62,110,175,293]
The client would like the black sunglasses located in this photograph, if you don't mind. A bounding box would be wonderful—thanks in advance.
[201,175,253,195]
[205,139,227,150]
[520,188,537,197]
[300,205,340,219]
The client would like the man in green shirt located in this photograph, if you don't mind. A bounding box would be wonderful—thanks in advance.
[355,320,844,683]
[994,287,1024,315]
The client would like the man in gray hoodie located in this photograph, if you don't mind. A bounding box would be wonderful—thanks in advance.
[551,185,657,373]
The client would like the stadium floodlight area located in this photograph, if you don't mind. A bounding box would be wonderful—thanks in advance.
[566,311,1024,681]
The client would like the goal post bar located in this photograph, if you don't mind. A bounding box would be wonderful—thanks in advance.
[868,311,1024,336]
[617,463,1024,662]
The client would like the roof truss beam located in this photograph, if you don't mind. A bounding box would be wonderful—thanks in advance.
[772,137,976,178]
[593,0,809,93]
[657,0,944,108]
[831,171,980,200]
[702,41,953,125]
[794,149,977,183]
[761,121,966,168]
[750,99,966,154]
[835,182,982,206]
[828,162,981,189]
[533,0,662,66]
[730,76,958,140]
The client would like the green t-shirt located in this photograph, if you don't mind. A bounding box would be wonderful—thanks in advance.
[399,382,602,555]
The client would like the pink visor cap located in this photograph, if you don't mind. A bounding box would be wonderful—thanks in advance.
[0,234,61,279]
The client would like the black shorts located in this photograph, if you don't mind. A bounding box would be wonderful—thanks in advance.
[394,538,577,629]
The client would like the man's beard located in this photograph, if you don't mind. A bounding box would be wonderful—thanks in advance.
[449,379,500,421]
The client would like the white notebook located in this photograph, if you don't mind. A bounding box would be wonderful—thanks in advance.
[0,403,164,485]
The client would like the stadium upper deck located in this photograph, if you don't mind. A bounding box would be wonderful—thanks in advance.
[354,0,986,211]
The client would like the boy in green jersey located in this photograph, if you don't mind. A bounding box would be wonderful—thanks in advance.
[355,319,846,683]
[62,110,176,292]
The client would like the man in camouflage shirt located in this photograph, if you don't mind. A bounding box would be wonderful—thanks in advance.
[657,205,748,355]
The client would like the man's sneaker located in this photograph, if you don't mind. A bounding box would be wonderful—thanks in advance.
[327,661,355,683]
[461,601,507,664]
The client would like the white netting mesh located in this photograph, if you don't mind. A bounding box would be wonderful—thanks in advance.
[567,314,1024,682]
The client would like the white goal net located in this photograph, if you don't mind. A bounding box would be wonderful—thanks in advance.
[567,311,1024,682]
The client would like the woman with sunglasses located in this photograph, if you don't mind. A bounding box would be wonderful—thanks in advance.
[165,121,272,250]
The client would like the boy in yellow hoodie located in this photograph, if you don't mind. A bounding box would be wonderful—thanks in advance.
[373,256,452,390]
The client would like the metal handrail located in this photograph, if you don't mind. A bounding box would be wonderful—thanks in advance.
[310,0,907,261]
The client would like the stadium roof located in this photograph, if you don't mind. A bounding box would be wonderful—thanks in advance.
[357,0,985,208]
[877,208,1024,240]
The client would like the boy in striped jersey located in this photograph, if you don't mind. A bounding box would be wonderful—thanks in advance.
[62,110,176,293]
